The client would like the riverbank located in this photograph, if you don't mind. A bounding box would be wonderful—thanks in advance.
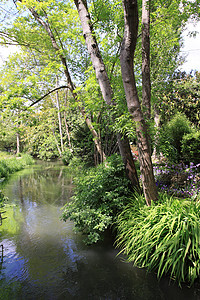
[0,152,34,180]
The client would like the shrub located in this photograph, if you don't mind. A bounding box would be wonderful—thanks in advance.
[62,148,73,165]
[116,196,200,286]
[181,131,200,164]
[62,154,133,244]
[157,113,192,162]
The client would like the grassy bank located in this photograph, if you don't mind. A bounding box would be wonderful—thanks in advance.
[0,152,34,180]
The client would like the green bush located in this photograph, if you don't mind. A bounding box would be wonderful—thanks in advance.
[181,131,200,164]
[158,113,192,162]
[62,148,73,165]
[62,154,133,244]
[116,195,200,286]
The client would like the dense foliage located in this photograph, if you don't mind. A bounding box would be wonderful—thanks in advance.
[157,112,193,162]
[116,196,200,286]
[157,72,200,127]
[62,154,133,244]
[182,131,200,164]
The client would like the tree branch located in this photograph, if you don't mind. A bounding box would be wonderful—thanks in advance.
[29,85,70,107]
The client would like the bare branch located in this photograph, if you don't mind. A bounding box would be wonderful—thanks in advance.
[29,85,70,107]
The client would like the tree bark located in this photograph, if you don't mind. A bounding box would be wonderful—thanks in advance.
[74,0,113,106]
[142,0,152,154]
[120,0,158,205]
[117,133,141,192]
[142,0,151,120]
[56,76,64,153]
[64,89,72,150]
[16,132,20,154]
[52,127,62,156]
[74,0,140,190]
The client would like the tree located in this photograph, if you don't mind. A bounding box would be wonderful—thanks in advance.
[74,0,140,192]
[120,0,157,205]
[142,0,151,120]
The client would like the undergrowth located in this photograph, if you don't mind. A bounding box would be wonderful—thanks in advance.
[0,154,34,179]
[62,154,132,244]
[116,194,200,286]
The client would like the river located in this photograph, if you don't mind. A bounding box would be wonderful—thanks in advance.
[0,162,199,300]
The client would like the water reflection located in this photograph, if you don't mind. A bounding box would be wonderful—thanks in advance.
[0,162,200,299]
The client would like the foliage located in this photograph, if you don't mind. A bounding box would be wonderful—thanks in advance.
[0,190,7,207]
[157,112,193,162]
[181,131,200,164]
[153,162,200,198]
[70,116,95,167]
[0,154,34,179]
[23,99,61,160]
[62,154,132,244]
[116,196,200,286]
[157,72,200,127]
[62,148,73,165]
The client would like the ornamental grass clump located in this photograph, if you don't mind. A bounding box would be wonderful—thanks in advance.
[116,196,200,286]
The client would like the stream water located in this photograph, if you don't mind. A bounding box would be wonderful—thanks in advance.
[0,161,200,300]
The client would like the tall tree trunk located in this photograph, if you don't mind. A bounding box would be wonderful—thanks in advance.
[16,132,20,154]
[142,0,151,120]
[142,0,152,154]
[120,0,158,205]
[56,76,64,153]
[74,0,140,191]
[117,133,140,191]
[21,2,106,162]
[64,89,72,150]
[52,127,62,157]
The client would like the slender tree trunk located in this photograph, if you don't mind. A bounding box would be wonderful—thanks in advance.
[142,0,152,154]
[120,0,158,205]
[64,89,72,150]
[52,127,62,157]
[74,0,113,106]
[142,0,151,120]
[23,2,106,162]
[152,106,161,161]
[117,133,141,192]
[64,112,72,150]
[56,77,64,153]
[74,0,140,190]
[16,132,20,154]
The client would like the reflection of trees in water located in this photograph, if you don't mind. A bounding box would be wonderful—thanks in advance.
[13,166,74,207]
[0,244,3,267]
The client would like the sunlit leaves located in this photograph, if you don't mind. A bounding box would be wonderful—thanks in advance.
[157,71,200,126]
[117,195,200,286]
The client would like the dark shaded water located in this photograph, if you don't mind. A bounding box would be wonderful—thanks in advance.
[0,162,200,300]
